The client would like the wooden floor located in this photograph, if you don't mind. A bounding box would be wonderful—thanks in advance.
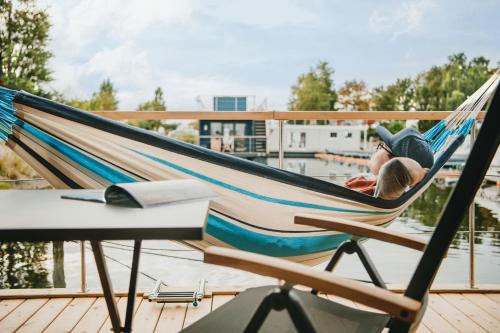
[0,290,499,332]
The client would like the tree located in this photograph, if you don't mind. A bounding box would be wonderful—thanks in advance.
[89,79,119,111]
[128,87,167,131]
[372,78,415,111]
[337,80,371,111]
[0,0,52,96]
[288,61,338,111]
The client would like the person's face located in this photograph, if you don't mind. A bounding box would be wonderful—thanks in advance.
[368,143,392,175]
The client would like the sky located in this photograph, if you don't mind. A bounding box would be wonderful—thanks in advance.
[41,0,500,110]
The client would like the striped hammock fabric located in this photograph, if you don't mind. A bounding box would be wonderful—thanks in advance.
[0,71,498,265]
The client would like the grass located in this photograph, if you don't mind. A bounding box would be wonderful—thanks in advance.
[0,147,38,180]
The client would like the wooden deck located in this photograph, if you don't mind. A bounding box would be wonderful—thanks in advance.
[0,288,499,332]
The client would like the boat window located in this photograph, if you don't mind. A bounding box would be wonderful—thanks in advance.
[211,122,222,135]
[299,132,306,148]
[330,132,337,138]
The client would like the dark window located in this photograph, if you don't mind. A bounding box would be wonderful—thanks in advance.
[330,132,337,138]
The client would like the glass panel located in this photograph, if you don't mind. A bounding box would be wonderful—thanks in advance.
[210,122,222,136]
[236,97,247,111]
[222,123,235,152]
[234,123,247,152]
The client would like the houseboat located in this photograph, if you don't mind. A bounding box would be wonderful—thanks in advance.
[199,96,267,158]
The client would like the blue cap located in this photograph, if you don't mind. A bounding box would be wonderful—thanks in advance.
[376,126,434,168]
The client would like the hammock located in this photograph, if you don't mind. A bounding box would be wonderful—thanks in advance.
[0,72,498,265]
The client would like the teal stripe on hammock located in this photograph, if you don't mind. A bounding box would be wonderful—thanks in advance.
[206,214,351,257]
[0,87,17,142]
[17,120,136,184]
[132,149,392,215]
[424,120,446,142]
[431,119,475,152]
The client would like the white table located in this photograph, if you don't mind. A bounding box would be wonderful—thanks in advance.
[0,190,210,333]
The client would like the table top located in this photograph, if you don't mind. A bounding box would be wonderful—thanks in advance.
[0,190,209,241]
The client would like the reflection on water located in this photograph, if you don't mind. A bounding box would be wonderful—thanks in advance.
[0,242,50,288]
[0,158,499,289]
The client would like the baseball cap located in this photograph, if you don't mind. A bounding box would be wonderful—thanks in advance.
[376,126,434,168]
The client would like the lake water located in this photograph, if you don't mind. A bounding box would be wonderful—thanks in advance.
[0,158,499,291]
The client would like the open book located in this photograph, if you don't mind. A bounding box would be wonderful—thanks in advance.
[61,180,217,208]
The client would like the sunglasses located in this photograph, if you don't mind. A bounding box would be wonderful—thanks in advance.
[377,143,394,157]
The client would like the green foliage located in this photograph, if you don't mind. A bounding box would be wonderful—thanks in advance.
[89,79,119,111]
[128,87,166,131]
[162,123,178,133]
[0,0,52,96]
[372,78,415,111]
[371,53,496,132]
[288,61,338,111]
[55,79,119,111]
[337,80,371,111]
[172,132,198,144]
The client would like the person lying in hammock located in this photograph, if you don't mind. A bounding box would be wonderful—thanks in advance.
[345,126,433,199]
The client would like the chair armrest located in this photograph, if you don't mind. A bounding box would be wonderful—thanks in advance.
[295,213,427,251]
[204,246,421,323]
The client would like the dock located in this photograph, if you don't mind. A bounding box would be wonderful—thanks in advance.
[1,286,499,332]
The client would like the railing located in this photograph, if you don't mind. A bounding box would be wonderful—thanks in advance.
[92,110,486,120]
[78,111,487,290]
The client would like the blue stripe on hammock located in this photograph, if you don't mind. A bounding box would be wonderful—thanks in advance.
[18,120,136,184]
[206,214,351,257]
[431,119,475,152]
[132,149,392,215]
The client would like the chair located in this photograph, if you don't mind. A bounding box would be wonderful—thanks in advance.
[181,85,500,333]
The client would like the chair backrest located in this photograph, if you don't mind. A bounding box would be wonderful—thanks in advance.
[405,82,500,302]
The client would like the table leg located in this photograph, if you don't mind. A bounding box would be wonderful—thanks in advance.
[91,240,122,333]
[124,240,141,333]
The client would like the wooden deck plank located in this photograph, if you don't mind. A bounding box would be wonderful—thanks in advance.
[441,294,500,333]
[44,298,96,333]
[132,300,164,333]
[211,295,235,311]
[17,298,72,333]
[0,299,24,320]
[98,297,142,333]
[0,291,499,332]
[415,323,432,333]
[72,297,113,333]
[428,294,486,333]
[487,293,500,304]
[182,299,212,329]
[421,307,459,333]
[154,303,187,333]
[464,293,500,321]
[0,298,48,333]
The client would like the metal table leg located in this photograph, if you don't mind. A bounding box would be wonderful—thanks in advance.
[91,240,142,333]
[124,240,142,333]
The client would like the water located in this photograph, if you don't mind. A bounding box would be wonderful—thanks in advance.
[1,158,499,290]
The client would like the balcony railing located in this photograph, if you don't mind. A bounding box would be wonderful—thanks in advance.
[91,110,486,120]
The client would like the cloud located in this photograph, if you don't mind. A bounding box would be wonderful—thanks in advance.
[368,0,436,39]
[44,0,193,51]
[198,0,318,29]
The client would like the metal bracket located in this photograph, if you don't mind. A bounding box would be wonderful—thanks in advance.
[148,279,206,306]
